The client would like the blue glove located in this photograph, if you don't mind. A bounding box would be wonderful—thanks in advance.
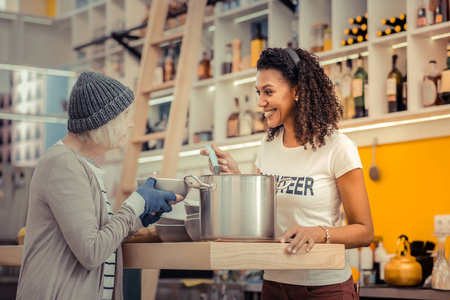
[136,177,176,226]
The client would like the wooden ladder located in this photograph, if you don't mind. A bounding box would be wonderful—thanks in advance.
[115,1,207,298]
[116,0,207,205]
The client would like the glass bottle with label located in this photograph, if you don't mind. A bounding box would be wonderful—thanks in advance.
[333,62,345,115]
[352,56,368,118]
[423,60,442,107]
[439,42,450,104]
[386,50,403,113]
[342,59,355,119]
[227,98,240,138]
[251,23,266,68]
[417,0,428,27]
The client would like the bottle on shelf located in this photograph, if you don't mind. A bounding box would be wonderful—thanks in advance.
[251,23,267,67]
[386,49,404,113]
[222,43,233,75]
[381,14,407,27]
[377,28,393,37]
[252,98,265,134]
[349,14,368,25]
[227,98,240,138]
[198,51,211,80]
[239,96,253,136]
[164,43,175,82]
[351,26,367,36]
[356,34,367,43]
[342,59,355,119]
[323,28,332,51]
[402,67,408,111]
[435,0,449,23]
[333,61,345,113]
[439,42,450,104]
[423,60,442,107]
[352,55,368,118]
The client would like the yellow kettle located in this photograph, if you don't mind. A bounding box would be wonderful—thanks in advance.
[384,235,422,286]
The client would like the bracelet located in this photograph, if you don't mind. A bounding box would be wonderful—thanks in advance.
[319,225,330,244]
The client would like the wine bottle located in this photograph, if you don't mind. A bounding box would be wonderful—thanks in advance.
[334,61,345,114]
[251,23,266,68]
[439,42,450,104]
[377,28,393,37]
[351,27,367,35]
[435,0,448,23]
[227,98,240,138]
[423,60,442,107]
[357,35,367,43]
[386,50,403,113]
[381,14,407,26]
[402,70,408,111]
[349,15,367,25]
[352,56,368,118]
[342,59,355,119]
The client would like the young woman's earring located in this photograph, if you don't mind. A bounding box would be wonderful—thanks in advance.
[295,97,299,102]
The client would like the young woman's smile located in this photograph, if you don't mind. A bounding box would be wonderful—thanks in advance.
[255,69,297,129]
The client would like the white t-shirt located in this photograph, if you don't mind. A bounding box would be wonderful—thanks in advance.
[255,128,362,286]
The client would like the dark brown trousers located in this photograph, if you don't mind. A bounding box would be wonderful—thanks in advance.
[261,276,359,300]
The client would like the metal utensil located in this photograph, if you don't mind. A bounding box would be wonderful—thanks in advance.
[205,145,220,174]
[369,139,380,182]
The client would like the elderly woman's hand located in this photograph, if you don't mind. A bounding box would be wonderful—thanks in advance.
[136,177,183,226]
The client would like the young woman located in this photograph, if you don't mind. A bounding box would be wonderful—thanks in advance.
[201,48,373,299]
[17,71,183,300]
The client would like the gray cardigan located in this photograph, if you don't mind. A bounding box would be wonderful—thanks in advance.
[16,144,143,300]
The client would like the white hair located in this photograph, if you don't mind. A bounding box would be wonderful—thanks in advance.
[72,104,134,149]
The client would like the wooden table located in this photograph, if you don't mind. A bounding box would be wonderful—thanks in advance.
[0,242,345,299]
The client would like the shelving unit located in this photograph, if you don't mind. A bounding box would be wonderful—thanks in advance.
[56,0,450,176]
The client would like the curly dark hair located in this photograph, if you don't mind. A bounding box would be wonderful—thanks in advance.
[257,47,343,150]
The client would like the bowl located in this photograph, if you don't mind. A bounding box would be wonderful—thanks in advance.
[137,177,190,198]
[184,200,200,215]
[184,218,200,241]
[186,213,199,220]
[157,215,185,225]
[154,223,192,242]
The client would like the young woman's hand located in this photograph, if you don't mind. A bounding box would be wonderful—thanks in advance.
[200,142,241,174]
[278,225,325,254]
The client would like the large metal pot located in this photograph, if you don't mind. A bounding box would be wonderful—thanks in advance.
[184,174,291,241]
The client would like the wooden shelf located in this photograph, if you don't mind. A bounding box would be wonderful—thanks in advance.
[360,285,450,300]
[0,243,345,270]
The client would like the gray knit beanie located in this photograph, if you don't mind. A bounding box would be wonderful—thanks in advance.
[67,71,134,133]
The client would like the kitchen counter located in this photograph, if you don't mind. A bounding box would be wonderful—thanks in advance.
[360,285,450,300]
[0,242,345,270]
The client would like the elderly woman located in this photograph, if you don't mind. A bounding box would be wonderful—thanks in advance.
[16,72,181,300]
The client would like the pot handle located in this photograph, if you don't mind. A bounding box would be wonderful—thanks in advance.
[184,174,216,190]
[276,178,293,191]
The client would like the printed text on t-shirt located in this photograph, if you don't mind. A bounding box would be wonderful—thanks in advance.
[261,173,314,196]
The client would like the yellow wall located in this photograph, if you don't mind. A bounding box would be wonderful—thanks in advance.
[358,136,450,254]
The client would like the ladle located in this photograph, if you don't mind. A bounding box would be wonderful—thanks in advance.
[369,139,380,181]
[205,145,220,175]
